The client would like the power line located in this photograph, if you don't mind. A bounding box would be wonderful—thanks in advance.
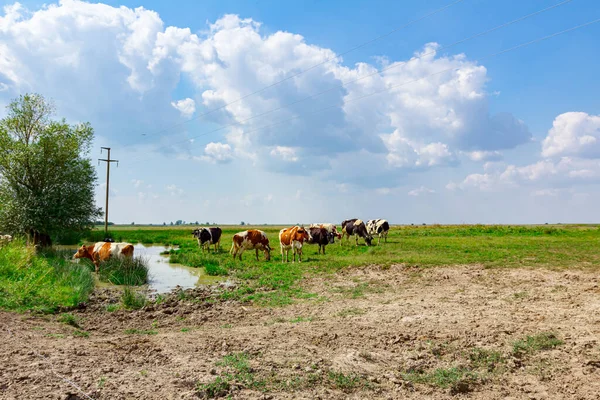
[126,0,575,162]
[118,0,466,146]
[126,17,600,167]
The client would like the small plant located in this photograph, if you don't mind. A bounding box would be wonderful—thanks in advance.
[197,377,230,398]
[124,328,158,335]
[512,332,563,356]
[513,291,528,299]
[121,286,146,310]
[105,303,120,312]
[205,263,228,276]
[336,308,366,318]
[469,348,504,371]
[327,371,368,392]
[97,377,106,388]
[140,370,148,377]
[58,313,80,328]
[72,330,89,338]
[180,327,190,332]
[221,323,233,329]
[290,316,313,323]
[402,367,479,390]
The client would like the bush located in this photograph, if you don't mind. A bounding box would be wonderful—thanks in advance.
[0,241,94,313]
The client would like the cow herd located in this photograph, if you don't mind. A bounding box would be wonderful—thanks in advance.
[68,219,389,273]
[192,219,390,263]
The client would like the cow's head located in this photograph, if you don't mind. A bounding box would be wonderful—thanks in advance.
[73,244,88,259]
[364,235,373,246]
[264,244,271,261]
[326,230,335,244]
[297,226,311,242]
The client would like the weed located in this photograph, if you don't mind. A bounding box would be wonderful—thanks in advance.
[180,327,190,332]
[140,370,148,377]
[46,333,65,338]
[121,286,146,310]
[97,377,106,388]
[72,329,89,338]
[513,291,528,299]
[58,313,80,328]
[290,316,313,323]
[469,348,504,371]
[221,324,233,329]
[105,303,120,312]
[327,371,369,392]
[512,332,563,356]
[197,377,230,398]
[336,307,366,318]
[124,328,158,335]
[403,367,479,390]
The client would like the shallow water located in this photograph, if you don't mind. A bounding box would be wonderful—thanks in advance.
[64,243,220,293]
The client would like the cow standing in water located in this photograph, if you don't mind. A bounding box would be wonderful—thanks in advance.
[279,226,311,262]
[366,219,390,244]
[307,227,334,254]
[192,227,222,252]
[341,219,373,246]
[230,229,271,261]
[73,242,134,273]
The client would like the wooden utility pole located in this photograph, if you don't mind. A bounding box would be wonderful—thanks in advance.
[99,147,118,237]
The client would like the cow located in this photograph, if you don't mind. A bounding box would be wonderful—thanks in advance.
[0,234,13,245]
[73,242,135,273]
[366,219,390,244]
[230,229,271,261]
[307,227,334,255]
[341,219,373,246]
[309,223,342,239]
[279,226,311,262]
[192,227,222,252]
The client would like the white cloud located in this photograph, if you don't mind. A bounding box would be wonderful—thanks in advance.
[542,112,600,158]
[198,142,233,164]
[166,184,184,196]
[408,186,435,196]
[270,146,298,162]
[463,150,503,162]
[131,179,143,188]
[376,187,392,195]
[171,98,196,118]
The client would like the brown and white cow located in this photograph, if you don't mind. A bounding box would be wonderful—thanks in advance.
[73,242,135,273]
[366,219,390,244]
[230,229,271,261]
[279,226,311,262]
[341,219,373,246]
[309,223,342,239]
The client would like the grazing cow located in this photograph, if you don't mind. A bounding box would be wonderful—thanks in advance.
[279,226,311,262]
[366,219,390,244]
[309,223,342,239]
[73,242,135,273]
[341,219,373,246]
[192,227,222,252]
[307,227,334,255]
[230,229,271,261]
[0,234,13,245]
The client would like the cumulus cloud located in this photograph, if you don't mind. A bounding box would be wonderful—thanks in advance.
[542,112,600,158]
[462,150,503,162]
[198,142,233,164]
[408,186,436,196]
[171,98,196,118]
[0,2,531,187]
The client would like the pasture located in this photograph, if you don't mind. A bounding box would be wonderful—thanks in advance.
[2,224,600,399]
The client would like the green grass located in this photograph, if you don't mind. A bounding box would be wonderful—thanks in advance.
[121,286,146,310]
[97,256,149,286]
[58,313,80,328]
[0,241,94,313]
[87,224,600,307]
[402,367,480,390]
[124,328,158,335]
[198,352,266,398]
[327,371,370,392]
[512,332,564,356]
[468,348,504,371]
[72,329,90,338]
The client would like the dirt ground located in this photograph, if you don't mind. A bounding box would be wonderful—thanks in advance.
[2,265,600,400]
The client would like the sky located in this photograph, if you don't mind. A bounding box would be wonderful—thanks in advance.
[1,0,599,224]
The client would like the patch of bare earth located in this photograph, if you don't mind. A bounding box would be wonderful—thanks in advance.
[2,265,600,399]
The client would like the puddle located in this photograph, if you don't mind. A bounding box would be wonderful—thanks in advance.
[134,244,220,294]
[63,243,220,293]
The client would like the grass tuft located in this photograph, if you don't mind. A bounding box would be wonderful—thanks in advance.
[98,256,149,286]
[121,286,146,310]
[512,332,563,356]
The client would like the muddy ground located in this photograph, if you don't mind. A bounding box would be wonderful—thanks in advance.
[2,265,600,399]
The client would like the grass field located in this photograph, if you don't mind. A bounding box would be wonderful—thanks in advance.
[86,224,600,306]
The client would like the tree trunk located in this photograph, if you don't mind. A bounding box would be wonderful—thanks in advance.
[29,229,52,248]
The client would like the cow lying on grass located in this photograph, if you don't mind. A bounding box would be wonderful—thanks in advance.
[73,242,134,273]
[279,226,311,262]
[230,229,271,261]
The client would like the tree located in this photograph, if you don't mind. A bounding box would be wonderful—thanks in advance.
[0,94,101,247]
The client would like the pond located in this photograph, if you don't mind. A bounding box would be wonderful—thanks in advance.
[135,244,220,294]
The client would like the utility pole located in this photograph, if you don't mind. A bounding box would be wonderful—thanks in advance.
[99,147,118,238]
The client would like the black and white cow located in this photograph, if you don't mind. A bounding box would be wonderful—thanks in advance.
[366,219,390,244]
[192,227,222,252]
[341,219,373,246]
[307,227,334,254]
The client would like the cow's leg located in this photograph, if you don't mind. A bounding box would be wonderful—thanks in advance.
[378,235,381,245]
[323,245,326,255]
[281,245,284,263]
[255,248,259,261]
[298,247,302,262]
[355,235,359,246]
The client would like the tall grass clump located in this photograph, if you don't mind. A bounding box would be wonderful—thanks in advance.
[121,286,146,309]
[0,240,94,313]
[98,256,149,286]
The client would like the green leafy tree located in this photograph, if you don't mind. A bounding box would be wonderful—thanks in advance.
[0,94,101,247]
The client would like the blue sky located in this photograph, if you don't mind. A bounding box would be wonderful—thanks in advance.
[1,0,599,224]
